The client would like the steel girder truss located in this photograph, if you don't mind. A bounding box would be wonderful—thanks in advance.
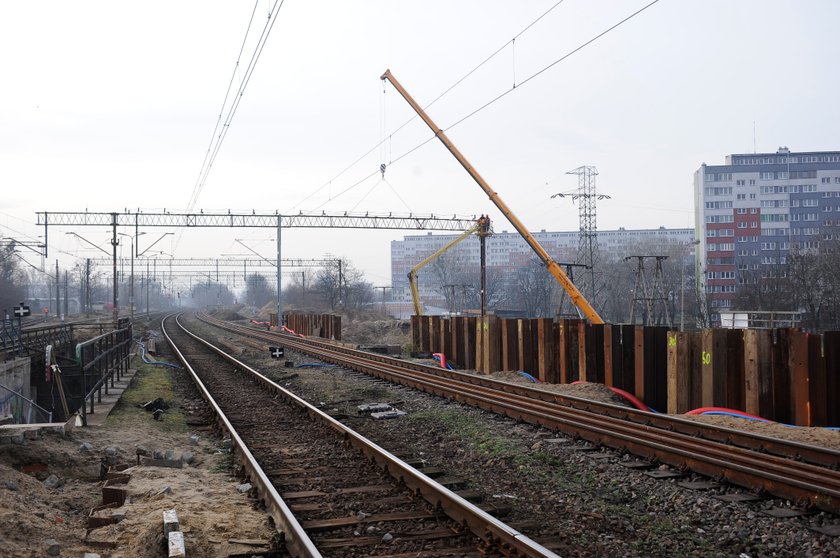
[37,211,478,230]
[84,257,335,268]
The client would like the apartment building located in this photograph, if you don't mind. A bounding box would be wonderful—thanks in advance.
[391,226,694,309]
[694,148,840,315]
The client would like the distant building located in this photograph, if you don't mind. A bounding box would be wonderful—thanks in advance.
[390,226,694,310]
[694,148,840,319]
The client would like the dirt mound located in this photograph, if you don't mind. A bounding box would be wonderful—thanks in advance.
[343,318,410,347]
[207,308,246,321]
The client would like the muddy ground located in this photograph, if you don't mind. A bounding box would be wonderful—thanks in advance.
[0,356,276,558]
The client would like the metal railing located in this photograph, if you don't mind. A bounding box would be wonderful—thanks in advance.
[75,325,133,426]
[0,380,52,424]
[0,317,25,358]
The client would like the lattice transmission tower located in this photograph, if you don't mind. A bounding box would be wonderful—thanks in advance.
[552,165,609,302]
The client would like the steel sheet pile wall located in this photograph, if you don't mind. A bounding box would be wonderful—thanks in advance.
[279,313,341,340]
[411,315,840,427]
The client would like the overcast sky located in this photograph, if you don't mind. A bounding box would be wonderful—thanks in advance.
[2,0,839,288]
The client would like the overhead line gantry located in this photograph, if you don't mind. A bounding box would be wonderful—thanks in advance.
[38,210,480,325]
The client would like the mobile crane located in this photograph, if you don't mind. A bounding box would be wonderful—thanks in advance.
[408,215,490,316]
[381,69,604,324]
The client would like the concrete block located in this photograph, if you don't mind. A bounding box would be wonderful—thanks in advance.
[237,483,252,494]
[44,539,60,556]
[163,509,180,534]
[43,474,63,489]
[111,506,127,523]
[168,531,186,557]
[24,429,39,440]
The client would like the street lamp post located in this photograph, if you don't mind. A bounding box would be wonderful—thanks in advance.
[117,233,134,323]
[681,240,701,331]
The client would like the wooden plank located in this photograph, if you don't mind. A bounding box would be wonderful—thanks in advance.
[517,319,532,373]
[603,324,614,387]
[558,320,570,383]
[771,329,792,424]
[450,317,462,366]
[619,325,635,392]
[700,329,728,407]
[667,331,691,414]
[464,317,476,370]
[536,318,556,383]
[743,329,760,416]
[430,317,441,354]
[587,324,605,384]
[653,327,670,413]
[808,334,828,427]
[633,326,645,402]
[825,332,840,426]
[441,318,452,361]
[726,329,745,410]
[487,316,500,373]
[578,321,588,382]
[501,319,518,371]
[788,331,810,426]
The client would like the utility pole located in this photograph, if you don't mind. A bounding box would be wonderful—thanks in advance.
[111,213,118,326]
[85,259,91,316]
[276,215,282,327]
[375,286,392,314]
[477,215,491,316]
[337,259,343,309]
[55,260,60,320]
[63,271,68,317]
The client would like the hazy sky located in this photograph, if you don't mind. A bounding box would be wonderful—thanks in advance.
[2,0,839,288]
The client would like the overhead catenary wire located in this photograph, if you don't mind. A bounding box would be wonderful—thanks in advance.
[302,0,660,213]
[185,1,261,214]
[178,0,286,251]
[291,0,568,212]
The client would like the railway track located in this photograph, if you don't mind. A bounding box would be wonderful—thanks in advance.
[163,313,558,558]
[196,313,840,515]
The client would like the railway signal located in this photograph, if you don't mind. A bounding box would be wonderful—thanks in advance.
[13,305,31,318]
[269,346,284,358]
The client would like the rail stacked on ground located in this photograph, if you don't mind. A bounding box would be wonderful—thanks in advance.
[197,313,840,514]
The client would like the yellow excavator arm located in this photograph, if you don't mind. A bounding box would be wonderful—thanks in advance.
[382,69,604,324]
[408,219,486,315]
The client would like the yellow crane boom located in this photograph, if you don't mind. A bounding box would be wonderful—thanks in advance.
[408,216,489,315]
[381,69,604,324]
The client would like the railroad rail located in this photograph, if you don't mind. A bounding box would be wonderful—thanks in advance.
[197,313,840,514]
[163,313,558,558]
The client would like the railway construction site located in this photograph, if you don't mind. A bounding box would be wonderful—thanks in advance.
[0,309,838,557]
[3,2,840,557]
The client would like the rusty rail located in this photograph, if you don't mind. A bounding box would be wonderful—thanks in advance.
[198,313,840,514]
[168,314,558,558]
